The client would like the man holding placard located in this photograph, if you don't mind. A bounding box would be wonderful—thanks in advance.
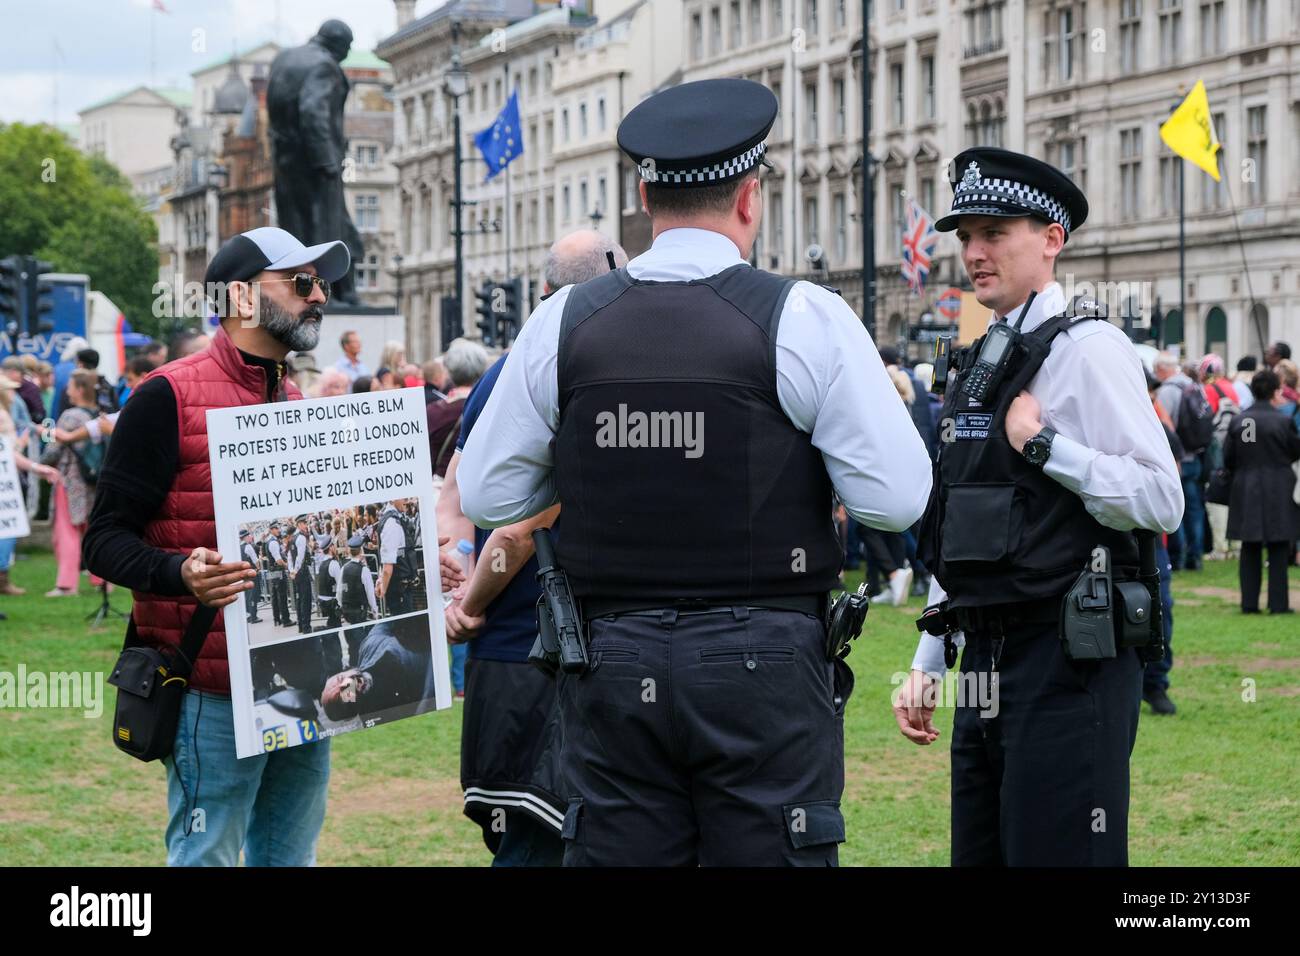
[84,226,349,867]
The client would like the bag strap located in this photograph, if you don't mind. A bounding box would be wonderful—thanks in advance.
[171,605,218,681]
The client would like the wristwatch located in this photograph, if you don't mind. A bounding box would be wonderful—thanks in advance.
[1022,426,1056,467]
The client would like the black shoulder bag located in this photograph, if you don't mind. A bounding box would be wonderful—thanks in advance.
[107,604,218,762]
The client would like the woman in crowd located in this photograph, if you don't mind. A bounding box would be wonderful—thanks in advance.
[41,370,102,597]
[0,380,59,600]
[379,341,407,377]
[1225,369,1300,615]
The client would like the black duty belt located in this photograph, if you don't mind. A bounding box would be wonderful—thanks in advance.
[581,593,828,622]
[952,596,1062,636]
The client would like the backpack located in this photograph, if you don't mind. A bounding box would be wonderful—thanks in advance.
[1174,382,1215,454]
[72,438,105,485]
[379,511,421,583]
[1204,380,1239,471]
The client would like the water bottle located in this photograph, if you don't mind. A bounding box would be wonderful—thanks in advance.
[443,539,476,607]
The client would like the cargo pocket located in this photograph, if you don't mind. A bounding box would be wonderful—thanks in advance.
[941,483,1017,564]
[782,800,845,856]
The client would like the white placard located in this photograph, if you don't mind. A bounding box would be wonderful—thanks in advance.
[0,434,30,541]
[207,386,450,759]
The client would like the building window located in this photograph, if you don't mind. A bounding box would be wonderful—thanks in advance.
[597,174,607,215]
[751,0,763,41]
[890,61,904,126]
[1247,104,1267,203]
[354,143,380,167]
[1119,127,1142,220]
[833,192,847,262]
[967,97,1005,146]
[561,108,570,142]
[691,13,703,59]
[624,168,638,212]
[1159,0,1182,66]
[710,5,723,55]
[1120,0,1141,73]
[355,193,380,231]
[1199,1,1224,55]
[833,76,846,136]
[1044,5,1080,84]
[597,96,606,132]
[1202,112,1227,210]
[529,67,538,96]
[580,178,589,220]
[963,1,1005,57]
[835,0,847,28]
[1053,137,1087,194]
[562,183,571,223]
[771,0,784,38]
[805,195,819,245]
[920,176,935,216]
[805,80,818,140]
[731,0,743,46]
[355,253,379,290]
[579,102,588,138]
[771,188,784,264]
[1159,154,1179,216]
[806,0,818,33]
[890,183,905,245]
[921,54,935,121]
[1246,0,1267,44]
[771,80,784,137]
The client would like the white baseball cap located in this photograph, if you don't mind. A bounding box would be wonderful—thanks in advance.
[204,226,351,288]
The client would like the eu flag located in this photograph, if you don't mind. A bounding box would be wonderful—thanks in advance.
[474,90,524,182]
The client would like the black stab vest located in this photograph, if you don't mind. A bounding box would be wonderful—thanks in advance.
[555,263,842,601]
[917,309,1139,608]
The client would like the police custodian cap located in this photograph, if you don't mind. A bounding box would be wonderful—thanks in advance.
[618,78,777,187]
[935,147,1088,240]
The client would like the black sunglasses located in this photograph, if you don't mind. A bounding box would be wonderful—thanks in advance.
[256,272,331,302]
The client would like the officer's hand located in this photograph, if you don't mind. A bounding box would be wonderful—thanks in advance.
[892,669,940,745]
[182,547,255,608]
[445,599,484,643]
[1005,390,1043,454]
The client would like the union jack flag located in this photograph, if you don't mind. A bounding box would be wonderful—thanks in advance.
[900,198,939,295]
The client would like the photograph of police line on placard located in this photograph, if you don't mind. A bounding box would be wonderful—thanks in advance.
[237,497,425,649]
[248,613,439,751]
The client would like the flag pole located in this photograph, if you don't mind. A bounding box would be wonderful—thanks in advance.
[1218,148,1264,354]
[1179,157,1185,354]
[503,63,511,281]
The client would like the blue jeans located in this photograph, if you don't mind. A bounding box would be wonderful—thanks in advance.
[451,642,467,693]
[0,536,14,571]
[163,691,330,866]
[1144,542,1175,692]
[1176,457,1205,567]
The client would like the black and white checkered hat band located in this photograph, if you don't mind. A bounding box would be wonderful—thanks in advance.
[952,176,1072,232]
[638,142,766,185]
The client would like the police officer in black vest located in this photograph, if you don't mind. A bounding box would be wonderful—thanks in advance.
[893,148,1184,866]
[459,78,933,866]
[290,514,314,633]
[240,529,263,624]
[266,522,292,627]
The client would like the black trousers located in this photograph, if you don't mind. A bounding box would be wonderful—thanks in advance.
[1239,541,1291,613]
[246,574,263,622]
[950,620,1142,866]
[294,573,314,633]
[557,606,847,866]
[270,576,290,626]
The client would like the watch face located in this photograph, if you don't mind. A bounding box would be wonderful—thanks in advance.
[1025,437,1048,465]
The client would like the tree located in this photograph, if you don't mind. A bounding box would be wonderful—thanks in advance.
[0,123,160,337]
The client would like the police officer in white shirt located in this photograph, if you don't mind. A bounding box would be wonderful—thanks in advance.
[289,515,313,633]
[265,523,292,627]
[240,529,263,624]
[892,147,1184,866]
[458,78,932,866]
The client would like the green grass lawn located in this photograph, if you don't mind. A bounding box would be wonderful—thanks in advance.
[0,549,1296,866]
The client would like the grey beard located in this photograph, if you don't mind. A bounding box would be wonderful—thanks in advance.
[260,296,321,352]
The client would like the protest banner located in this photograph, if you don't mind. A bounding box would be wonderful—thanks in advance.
[207,386,450,758]
[0,434,30,541]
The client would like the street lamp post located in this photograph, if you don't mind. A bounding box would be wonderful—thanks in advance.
[392,253,404,312]
[444,21,469,335]
[589,208,604,231]
[859,1,876,339]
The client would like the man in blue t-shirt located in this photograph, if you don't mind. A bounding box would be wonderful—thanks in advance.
[436,229,627,866]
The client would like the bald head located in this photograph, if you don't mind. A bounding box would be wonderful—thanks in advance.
[543,230,628,293]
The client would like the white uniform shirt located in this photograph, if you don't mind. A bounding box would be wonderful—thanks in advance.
[267,537,285,567]
[289,532,308,574]
[911,281,1185,675]
[458,227,933,532]
[241,543,258,568]
[378,509,405,566]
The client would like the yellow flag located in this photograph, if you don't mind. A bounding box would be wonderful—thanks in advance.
[1160,80,1221,181]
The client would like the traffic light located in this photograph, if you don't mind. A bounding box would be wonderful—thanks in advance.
[0,256,21,337]
[474,280,498,347]
[497,277,522,346]
[23,257,54,335]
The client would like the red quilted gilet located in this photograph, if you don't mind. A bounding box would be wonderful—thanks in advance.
[130,325,302,695]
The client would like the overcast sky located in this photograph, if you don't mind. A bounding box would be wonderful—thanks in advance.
[0,0,450,126]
